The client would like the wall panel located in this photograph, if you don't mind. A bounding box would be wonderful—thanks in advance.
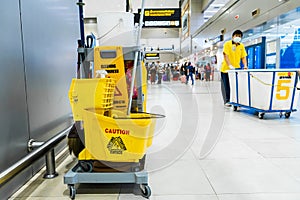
[21,0,79,141]
[0,0,79,199]
[0,0,29,172]
[0,1,31,199]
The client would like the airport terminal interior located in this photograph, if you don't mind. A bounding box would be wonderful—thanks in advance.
[1,0,300,199]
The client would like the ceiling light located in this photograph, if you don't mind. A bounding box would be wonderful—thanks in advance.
[211,4,225,7]
[205,10,218,13]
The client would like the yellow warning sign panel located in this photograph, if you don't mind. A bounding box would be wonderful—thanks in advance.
[94,46,128,112]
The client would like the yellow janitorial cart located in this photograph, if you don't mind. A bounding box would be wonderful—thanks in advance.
[64,1,164,198]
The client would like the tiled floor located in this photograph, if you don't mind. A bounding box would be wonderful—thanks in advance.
[9,80,300,199]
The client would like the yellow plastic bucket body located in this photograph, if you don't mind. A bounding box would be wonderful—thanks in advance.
[68,78,115,121]
[78,148,95,161]
[82,109,156,162]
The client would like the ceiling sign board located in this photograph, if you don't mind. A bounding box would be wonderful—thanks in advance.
[136,8,181,28]
[145,53,160,60]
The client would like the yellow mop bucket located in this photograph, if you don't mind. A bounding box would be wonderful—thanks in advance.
[68,78,116,121]
[82,108,164,162]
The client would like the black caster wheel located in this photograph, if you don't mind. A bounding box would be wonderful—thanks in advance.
[285,112,291,118]
[79,161,93,172]
[68,184,76,200]
[258,112,264,119]
[140,184,151,199]
[233,106,238,111]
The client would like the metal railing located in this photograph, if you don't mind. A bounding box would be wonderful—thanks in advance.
[0,125,72,186]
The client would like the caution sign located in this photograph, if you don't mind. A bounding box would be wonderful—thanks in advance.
[107,136,127,154]
[94,46,129,112]
[114,86,122,96]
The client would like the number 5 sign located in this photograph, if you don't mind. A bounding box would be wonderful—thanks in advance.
[272,72,296,110]
[276,79,291,100]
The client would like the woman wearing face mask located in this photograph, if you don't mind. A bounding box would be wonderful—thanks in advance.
[221,29,248,107]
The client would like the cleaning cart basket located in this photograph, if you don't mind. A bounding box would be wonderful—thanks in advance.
[80,109,164,163]
[228,69,300,119]
[68,78,116,121]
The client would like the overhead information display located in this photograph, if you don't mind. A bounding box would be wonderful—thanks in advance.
[145,53,160,59]
[136,8,181,28]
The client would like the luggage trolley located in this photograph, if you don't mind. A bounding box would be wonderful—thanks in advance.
[228,69,300,119]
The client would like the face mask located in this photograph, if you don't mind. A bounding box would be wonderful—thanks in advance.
[233,37,241,43]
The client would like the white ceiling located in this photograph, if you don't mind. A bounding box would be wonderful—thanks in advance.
[84,0,180,17]
[84,0,229,17]
[83,0,229,59]
[204,0,231,21]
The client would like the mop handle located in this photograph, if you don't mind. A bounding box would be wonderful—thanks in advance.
[127,0,146,115]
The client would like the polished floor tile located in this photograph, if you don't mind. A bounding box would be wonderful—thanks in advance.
[204,139,262,159]
[149,160,215,195]
[229,126,291,140]
[218,193,300,200]
[244,138,300,158]
[152,195,218,200]
[199,158,300,194]
[9,80,300,199]
[268,158,300,181]
[271,125,300,141]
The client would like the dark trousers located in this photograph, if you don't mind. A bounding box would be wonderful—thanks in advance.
[221,72,230,103]
[205,72,211,81]
[186,73,194,84]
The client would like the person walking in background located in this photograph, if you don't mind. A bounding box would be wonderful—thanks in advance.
[166,65,171,81]
[180,63,186,75]
[180,62,187,83]
[186,62,194,85]
[157,66,164,84]
[205,63,211,81]
[183,62,188,77]
[221,29,248,106]
[200,64,205,81]
[150,65,156,84]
